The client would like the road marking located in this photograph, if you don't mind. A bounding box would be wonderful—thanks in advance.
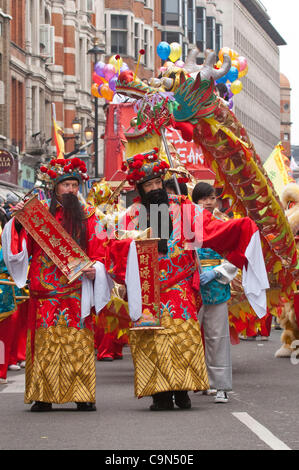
[0,373,25,393]
[232,412,291,450]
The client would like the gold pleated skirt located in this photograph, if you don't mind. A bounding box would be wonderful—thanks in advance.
[25,316,96,404]
[129,311,209,397]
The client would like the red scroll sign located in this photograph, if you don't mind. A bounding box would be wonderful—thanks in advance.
[131,239,162,330]
[14,195,94,284]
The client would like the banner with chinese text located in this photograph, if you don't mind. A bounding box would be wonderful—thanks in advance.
[132,239,161,329]
[15,195,94,284]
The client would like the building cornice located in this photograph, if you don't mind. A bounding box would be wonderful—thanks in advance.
[239,0,286,45]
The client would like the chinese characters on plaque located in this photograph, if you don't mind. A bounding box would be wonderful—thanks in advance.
[14,195,94,284]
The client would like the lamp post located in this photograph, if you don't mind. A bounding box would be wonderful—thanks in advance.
[88,38,105,179]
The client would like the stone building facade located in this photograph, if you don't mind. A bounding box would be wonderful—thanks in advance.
[280,73,291,158]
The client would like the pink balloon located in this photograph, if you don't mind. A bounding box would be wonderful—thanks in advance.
[103,63,116,80]
[175,60,185,68]
[238,56,248,72]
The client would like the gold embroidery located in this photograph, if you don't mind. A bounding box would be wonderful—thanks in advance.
[129,311,209,397]
[25,320,95,404]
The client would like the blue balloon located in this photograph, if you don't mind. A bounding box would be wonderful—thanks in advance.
[157,42,171,61]
[216,75,228,84]
[227,66,239,83]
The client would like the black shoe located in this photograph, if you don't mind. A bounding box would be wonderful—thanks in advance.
[76,402,97,411]
[149,392,174,411]
[174,391,191,409]
[98,357,114,362]
[30,401,52,412]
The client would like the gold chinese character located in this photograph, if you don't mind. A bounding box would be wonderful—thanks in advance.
[140,266,150,279]
[32,214,44,227]
[143,294,150,305]
[59,246,72,257]
[140,254,150,265]
[142,280,150,294]
[40,224,50,237]
[49,235,61,247]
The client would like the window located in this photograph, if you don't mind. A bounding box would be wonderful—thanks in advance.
[188,0,194,43]
[162,0,180,26]
[206,17,216,50]
[162,32,181,45]
[216,24,223,54]
[144,29,149,67]
[111,15,127,55]
[196,7,206,52]
[283,103,290,111]
[134,23,139,61]
[284,133,290,141]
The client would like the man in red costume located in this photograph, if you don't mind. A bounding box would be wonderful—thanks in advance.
[1,157,141,411]
[121,149,269,411]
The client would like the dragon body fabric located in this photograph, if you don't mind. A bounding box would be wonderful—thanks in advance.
[113,55,298,353]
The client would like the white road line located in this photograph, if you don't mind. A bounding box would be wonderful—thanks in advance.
[0,373,25,393]
[232,412,291,450]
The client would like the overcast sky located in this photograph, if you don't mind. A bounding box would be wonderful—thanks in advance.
[260,0,299,146]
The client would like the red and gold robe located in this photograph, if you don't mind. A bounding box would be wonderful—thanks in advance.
[121,194,269,397]
[4,202,133,404]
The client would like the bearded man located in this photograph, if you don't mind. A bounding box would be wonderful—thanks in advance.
[121,149,269,411]
[1,157,140,411]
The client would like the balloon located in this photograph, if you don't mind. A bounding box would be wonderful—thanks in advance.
[103,63,116,80]
[157,41,171,61]
[238,56,248,72]
[109,76,118,92]
[216,60,223,69]
[163,61,173,68]
[175,59,185,68]
[216,75,228,84]
[92,71,105,85]
[227,66,239,83]
[120,63,129,73]
[101,83,114,101]
[159,66,167,74]
[109,54,123,69]
[231,59,240,71]
[239,64,248,78]
[231,50,239,60]
[169,42,182,62]
[91,83,101,98]
[228,98,234,110]
[231,80,243,95]
[218,47,232,62]
[94,61,105,77]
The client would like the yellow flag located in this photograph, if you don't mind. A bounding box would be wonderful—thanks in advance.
[263,143,294,197]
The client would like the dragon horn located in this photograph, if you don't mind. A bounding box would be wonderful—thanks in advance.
[211,54,231,80]
[199,51,231,81]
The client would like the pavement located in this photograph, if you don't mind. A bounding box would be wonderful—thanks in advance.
[0,328,298,451]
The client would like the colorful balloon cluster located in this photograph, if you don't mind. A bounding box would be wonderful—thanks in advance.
[91,55,129,102]
[215,47,248,110]
[156,41,185,72]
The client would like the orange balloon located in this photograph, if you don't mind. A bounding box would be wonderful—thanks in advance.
[219,47,232,62]
[91,83,101,98]
[232,59,240,70]
[101,84,114,101]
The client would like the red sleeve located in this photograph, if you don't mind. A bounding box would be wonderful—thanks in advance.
[183,200,258,269]
[10,219,32,256]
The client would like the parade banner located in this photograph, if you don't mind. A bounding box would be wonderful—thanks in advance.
[131,239,162,330]
[14,195,94,284]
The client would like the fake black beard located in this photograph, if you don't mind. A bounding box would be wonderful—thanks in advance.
[138,186,173,254]
[50,192,86,250]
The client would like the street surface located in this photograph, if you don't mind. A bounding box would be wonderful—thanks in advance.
[0,328,298,451]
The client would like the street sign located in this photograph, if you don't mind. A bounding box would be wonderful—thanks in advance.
[0,149,13,174]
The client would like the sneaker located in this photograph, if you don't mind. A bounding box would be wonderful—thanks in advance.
[0,378,8,384]
[202,389,217,396]
[214,390,228,403]
[8,364,21,371]
[19,361,26,368]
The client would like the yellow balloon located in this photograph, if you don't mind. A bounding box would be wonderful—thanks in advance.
[109,54,123,69]
[231,50,239,60]
[169,42,182,63]
[238,65,248,78]
[231,80,243,95]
